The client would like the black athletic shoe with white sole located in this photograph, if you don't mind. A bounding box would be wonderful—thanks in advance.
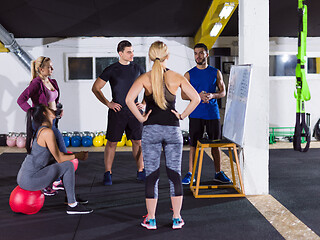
[66,203,93,215]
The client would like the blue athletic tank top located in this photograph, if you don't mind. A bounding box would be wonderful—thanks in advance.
[189,66,220,120]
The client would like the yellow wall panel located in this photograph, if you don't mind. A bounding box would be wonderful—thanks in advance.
[0,41,9,52]
[316,57,320,74]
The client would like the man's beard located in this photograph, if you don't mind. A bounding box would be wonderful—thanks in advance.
[196,58,206,65]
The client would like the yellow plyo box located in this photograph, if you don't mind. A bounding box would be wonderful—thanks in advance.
[190,139,245,198]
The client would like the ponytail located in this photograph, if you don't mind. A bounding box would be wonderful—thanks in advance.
[30,60,37,82]
[148,41,169,110]
[25,104,47,154]
[26,108,35,154]
[151,59,167,110]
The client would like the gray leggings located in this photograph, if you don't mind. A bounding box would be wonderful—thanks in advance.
[141,125,183,199]
[17,161,76,203]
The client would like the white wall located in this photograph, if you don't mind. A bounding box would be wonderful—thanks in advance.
[269,37,320,134]
[0,37,195,134]
[2,36,320,136]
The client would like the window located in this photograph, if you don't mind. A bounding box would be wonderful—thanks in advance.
[132,57,146,72]
[68,57,93,80]
[95,57,146,77]
[65,54,146,81]
[96,57,118,77]
[269,55,297,76]
[269,55,320,77]
[307,57,320,74]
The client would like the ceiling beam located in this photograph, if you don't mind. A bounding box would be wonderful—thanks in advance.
[194,0,238,49]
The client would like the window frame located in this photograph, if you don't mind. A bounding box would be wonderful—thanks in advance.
[269,52,320,79]
[269,52,297,78]
[64,52,147,82]
[305,53,320,78]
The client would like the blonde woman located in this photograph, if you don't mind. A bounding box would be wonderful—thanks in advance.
[17,56,66,194]
[126,41,200,230]
[17,56,65,152]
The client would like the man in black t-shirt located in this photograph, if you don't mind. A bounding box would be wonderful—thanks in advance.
[92,40,145,186]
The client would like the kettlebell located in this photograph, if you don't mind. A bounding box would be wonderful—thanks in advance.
[62,131,71,147]
[6,132,17,147]
[82,131,93,147]
[16,133,26,148]
[117,134,126,147]
[93,131,104,147]
[71,131,81,147]
[182,130,190,145]
[125,137,132,147]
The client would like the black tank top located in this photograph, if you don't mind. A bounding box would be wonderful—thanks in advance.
[144,82,179,127]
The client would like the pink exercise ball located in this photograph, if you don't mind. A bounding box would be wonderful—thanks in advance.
[67,151,78,171]
[9,185,45,215]
[70,158,79,171]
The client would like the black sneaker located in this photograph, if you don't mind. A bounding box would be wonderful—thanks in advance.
[66,203,93,215]
[64,195,89,205]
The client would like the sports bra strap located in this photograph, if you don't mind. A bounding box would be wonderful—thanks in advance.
[36,126,49,139]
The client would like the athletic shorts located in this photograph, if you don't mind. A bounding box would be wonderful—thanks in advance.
[106,107,143,142]
[189,118,221,147]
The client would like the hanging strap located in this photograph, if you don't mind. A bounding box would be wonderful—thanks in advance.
[293,112,310,152]
[293,0,310,152]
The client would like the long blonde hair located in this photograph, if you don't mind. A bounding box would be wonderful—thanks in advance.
[148,41,169,110]
[31,56,51,81]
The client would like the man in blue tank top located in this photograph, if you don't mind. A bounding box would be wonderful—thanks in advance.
[181,43,231,185]
[92,40,145,186]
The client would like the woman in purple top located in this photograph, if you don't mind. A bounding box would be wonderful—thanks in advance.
[17,57,60,111]
[17,56,66,152]
[17,56,67,194]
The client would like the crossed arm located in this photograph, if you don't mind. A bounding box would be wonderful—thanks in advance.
[181,70,225,103]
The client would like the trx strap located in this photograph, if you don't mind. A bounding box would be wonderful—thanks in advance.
[293,0,311,152]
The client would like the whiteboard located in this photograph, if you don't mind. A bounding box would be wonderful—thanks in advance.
[223,64,252,147]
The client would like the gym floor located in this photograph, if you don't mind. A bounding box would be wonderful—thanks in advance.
[0,142,320,240]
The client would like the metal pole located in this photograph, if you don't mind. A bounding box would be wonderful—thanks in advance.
[0,24,33,71]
